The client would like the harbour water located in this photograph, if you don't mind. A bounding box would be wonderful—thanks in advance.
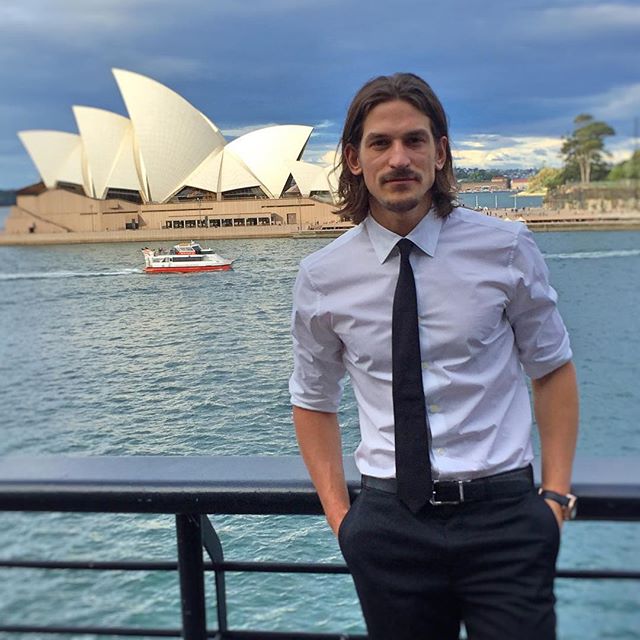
[457,190,543,210]
[0,207,638,638]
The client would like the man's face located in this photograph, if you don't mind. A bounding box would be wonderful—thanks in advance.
[345,99,447,227]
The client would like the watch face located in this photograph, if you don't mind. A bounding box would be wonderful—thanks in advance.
[566,494,578,520]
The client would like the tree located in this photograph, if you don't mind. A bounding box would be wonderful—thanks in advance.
[562,155,611,183]
[608,150,640,180]
[561,114,615,183]
[527,167,564,192]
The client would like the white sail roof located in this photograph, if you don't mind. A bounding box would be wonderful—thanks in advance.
[112,68,226,203]
[182,148,224,194]
[318,164,339,196]
[219,149,262,193]
[73,106,140,199]
[18,130,86,191]
[18,69,335,204]
[290,161,321,197]
[109,126,141,194]
[227,125,312,198]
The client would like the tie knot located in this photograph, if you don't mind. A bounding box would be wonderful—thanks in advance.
[397,238,414,257]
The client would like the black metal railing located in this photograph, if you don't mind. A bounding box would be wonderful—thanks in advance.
[0,455,638,639]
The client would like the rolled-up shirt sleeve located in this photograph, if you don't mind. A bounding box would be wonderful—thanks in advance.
[289,263,346,412]
[506,226,573,379]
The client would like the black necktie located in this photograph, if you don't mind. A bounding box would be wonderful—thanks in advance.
[392,238,432,513]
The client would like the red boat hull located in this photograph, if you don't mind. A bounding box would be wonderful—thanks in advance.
[144,264,233,274]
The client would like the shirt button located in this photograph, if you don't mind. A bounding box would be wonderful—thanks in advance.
[429,404,441,413]
[421,361,430,369]
[436,448,445,455]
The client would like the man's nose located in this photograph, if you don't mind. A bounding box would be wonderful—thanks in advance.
[388,141,410,167]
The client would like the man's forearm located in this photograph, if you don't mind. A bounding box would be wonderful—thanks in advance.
[293,405,350,536]
[532,360,579,497]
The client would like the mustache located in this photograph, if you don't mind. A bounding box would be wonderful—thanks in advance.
[381,169,421,183]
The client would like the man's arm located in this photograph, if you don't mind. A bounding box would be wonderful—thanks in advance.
[293,405,351,536]
[532,360,579,527]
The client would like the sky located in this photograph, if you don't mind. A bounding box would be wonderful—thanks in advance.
[0,0,639,189]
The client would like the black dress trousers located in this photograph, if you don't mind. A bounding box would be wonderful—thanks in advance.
[338,485,560,640]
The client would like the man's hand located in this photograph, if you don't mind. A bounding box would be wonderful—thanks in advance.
[544,498,564,531]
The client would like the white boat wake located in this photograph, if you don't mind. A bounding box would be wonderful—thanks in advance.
[544,249,640,260]
[0,268,143,281]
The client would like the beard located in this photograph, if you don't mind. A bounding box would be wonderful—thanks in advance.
[375,169,425,214]
[377,195,421,213]
[376,196,420,213]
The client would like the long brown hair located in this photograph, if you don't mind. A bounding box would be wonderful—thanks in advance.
[335,73,456,223]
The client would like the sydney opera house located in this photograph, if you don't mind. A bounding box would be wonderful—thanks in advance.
[4,69,341,240]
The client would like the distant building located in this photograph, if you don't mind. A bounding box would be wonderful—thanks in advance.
[18,69,337,204]
[7,69,340,236]
[511,178,529,191]
[491,176,510,190]
[458,177,510,192]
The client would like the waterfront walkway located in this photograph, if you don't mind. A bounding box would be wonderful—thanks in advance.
[1,209,640,245]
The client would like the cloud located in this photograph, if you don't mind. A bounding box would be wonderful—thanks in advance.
[542,3,640,34]
[453,135,563,169]
[532,82,640,129]
[310,120,337,131]
[0,0,149,37]
[525,2,640,37]
[584,83,640,122]
[607,138,638,164]
[221,123,282,138]
[222,119,338,141]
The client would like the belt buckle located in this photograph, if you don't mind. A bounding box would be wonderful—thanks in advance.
[430,479,467,506]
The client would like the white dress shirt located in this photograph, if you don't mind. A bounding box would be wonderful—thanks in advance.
[289,207,572,480]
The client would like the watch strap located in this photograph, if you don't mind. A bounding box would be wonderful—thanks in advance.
[538,489,570,506]
[538,488,578,520]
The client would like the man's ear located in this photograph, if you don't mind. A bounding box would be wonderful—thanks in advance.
[344,143,362,175]
[435,136,448,171]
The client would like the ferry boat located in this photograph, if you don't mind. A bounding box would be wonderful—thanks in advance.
[142,242,234,273]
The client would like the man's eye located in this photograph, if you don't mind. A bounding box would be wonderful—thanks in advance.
[370,139,388,148]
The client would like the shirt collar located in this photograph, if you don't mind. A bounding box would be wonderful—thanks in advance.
[364,208,444,264]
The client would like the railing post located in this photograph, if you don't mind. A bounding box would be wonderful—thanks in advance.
[201,515,228,634]
[175,514,207,640]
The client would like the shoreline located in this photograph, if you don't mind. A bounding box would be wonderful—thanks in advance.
[1,210,640,245]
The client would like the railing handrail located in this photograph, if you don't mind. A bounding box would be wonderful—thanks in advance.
[1,454,638,639]
[0,455,639,519]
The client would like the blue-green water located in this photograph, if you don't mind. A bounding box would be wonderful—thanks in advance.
[457,191,543,210]
[0,215,639,638]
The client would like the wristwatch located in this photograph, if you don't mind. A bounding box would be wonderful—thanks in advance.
[538,488,578,520]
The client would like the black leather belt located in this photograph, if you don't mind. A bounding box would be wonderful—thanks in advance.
[361,465,533,506]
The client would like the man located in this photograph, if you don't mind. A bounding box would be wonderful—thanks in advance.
[289,73,578,639]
